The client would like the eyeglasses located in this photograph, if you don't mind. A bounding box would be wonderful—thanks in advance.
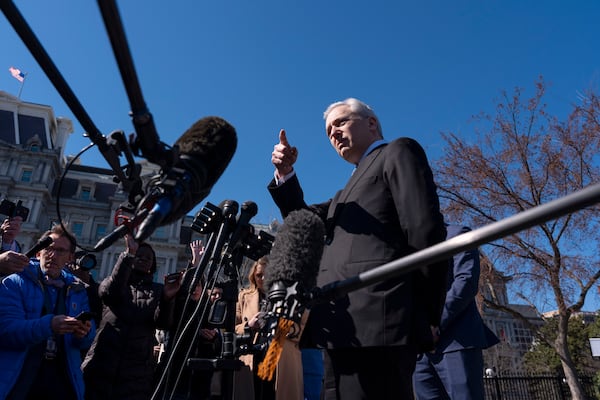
[327,115,364,137]
[42,246,71,256]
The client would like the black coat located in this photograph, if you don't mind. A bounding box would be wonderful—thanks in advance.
[269,138,448,351]
[82,252,172,400]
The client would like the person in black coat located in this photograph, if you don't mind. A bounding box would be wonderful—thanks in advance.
[81,235,179,400]
[269,97,448,399]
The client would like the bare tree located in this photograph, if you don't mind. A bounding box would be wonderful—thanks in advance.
[433,77,600,400]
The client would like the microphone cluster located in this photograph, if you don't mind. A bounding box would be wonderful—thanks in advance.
[190,201,275,262]
[92,116,238,250]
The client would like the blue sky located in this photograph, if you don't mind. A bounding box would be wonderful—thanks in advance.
[2,1,599,311]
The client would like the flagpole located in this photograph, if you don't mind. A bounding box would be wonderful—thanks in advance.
[17,72,27,98]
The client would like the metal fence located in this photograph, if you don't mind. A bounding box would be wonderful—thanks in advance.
[484,374,598,400]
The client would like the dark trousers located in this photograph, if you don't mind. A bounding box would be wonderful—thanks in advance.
[323,346,417,400]
[413,348,485,400]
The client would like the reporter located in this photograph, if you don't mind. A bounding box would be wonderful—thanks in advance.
[0,225,95,400]
[234,256,304,400]
[81,234,179,400]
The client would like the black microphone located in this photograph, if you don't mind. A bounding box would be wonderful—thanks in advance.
[264,209,325,322]
[92,224,129,252]
[134,116,237,242]
[222,201,258,258]
[25,236,54,258]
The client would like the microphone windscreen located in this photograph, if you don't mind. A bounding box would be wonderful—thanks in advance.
[160,116,237,225]
[264,209,325,293]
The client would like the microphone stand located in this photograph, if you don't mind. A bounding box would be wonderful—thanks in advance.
[0,1,144,202]
[152,202,239,400]
[310,182,600,305]
[96,0,174,169]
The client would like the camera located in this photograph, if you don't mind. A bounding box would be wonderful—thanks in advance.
[0,199,29,222]
[75,251,97,271]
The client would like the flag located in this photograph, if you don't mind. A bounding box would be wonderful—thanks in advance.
[9,66,25,83]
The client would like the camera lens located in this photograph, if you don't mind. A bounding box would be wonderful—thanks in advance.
[76,252,97,270]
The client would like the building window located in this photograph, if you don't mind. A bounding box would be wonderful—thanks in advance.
[153,226,167,240]
[20,168,33,182]
[80,186,92,201]
[95,224,107,239]
[71,222,84,237]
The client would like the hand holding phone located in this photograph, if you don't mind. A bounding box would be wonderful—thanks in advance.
[75,311,96,322]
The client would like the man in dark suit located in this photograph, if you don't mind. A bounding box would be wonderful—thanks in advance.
[413,225,500,400]
[268,97,448,399]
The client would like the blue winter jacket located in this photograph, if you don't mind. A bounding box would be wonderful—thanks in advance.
[0,261,96,399]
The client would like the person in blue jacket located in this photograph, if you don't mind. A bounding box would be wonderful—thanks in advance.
[413,224,499,400]
[0,224,95,400]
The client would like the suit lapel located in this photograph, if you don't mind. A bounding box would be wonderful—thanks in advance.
[335,144,386,205]
[325,144,387,243]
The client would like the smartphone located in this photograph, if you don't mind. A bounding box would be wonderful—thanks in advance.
[165,272,181,284]
[75,311,96,322]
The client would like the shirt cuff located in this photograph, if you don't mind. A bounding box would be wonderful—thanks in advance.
[274,170,296,186]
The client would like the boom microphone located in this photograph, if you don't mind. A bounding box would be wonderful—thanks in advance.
[264,209,325,322]
[25,236,54,258]
[92,224,130,252]
[134,116,237,242]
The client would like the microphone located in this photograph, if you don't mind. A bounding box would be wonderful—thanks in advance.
[223,201,258,259]
[264,209,325,322]
[25,236,54,258]
[92,224,129,252]
[256,209,324,381]
[134,116,237,242]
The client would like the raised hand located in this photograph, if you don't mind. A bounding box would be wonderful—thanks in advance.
[271,129,298,179]
[189,239,205,267]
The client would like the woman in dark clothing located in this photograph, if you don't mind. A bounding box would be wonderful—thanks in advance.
[81,234,179,400]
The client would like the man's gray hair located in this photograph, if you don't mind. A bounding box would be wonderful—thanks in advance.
[323,97,383,136]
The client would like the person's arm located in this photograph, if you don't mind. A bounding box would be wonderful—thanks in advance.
[440,225,480,331]
[98,235,137,306]
[385,138,448,327]
[0,274,54,349]
[235,291,246,335]
[0,250,29,276]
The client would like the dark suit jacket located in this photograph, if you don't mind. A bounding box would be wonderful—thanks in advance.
[269,138,448,350]
[436,225,499,353]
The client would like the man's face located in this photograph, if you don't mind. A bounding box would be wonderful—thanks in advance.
[38,234,73,279]
[325,105,378,165]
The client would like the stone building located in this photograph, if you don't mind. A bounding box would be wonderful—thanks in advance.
[0,90,272,283]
